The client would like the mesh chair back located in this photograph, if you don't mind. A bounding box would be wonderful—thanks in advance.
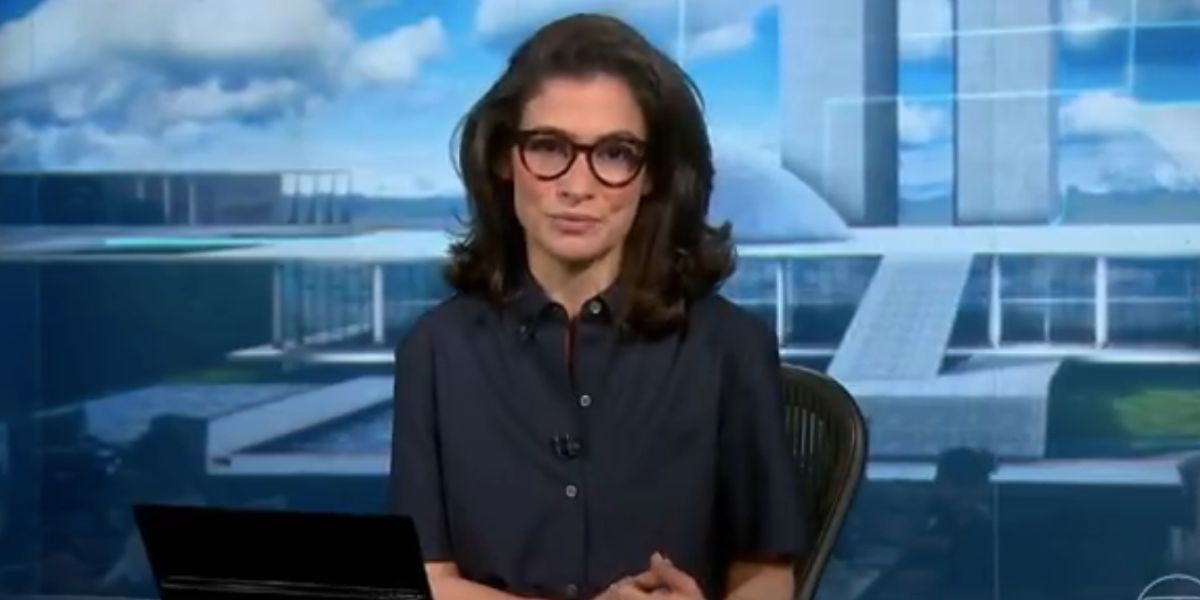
[780,364,868,600]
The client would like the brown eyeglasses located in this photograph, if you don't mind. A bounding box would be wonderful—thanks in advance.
[513,129,647,188]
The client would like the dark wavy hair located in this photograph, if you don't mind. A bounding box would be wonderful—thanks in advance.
[445,12,734,337]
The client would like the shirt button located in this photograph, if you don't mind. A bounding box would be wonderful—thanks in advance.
[565,484,579,499]
[586,300,602,315]
[578,394,592,408]
[564,583,579,598]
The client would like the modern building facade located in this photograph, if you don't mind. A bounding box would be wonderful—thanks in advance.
[954,0,1060,224]
[779,0,900,226]
[0,171,351,226]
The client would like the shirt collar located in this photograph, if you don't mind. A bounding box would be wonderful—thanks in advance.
[508,268,626,323]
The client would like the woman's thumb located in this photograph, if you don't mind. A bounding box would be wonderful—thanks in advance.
[651,553,698,593]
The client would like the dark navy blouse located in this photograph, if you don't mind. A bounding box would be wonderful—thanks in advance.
[390,278,807,600]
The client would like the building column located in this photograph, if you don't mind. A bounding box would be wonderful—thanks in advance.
[774,260,790,344]
[272,265,284,348]
[160,176,172,223]
[187,177,198,225]
[779,0,899,226]
[954,0,1060,224]
[1095,257,1109,347]
[372,265,385,345]
[989,256,1002,347]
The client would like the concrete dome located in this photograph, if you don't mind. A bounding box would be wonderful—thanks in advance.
[708,145,850,243]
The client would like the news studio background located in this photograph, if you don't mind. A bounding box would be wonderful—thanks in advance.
[1,0,1198,598]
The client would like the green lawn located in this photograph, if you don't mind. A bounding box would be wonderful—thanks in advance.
[1047,361,1200,456]
[1113,388,1200,438]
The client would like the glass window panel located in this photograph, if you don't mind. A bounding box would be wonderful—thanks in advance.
[1109,258,1197,298]
[724,259,776,301]
[783,258,878,347]
[1002,303,1052,343]
[1110,302,1200,347]
[1002,300,1095,344]
[384,262,452,342]
[1049,301,1096,343]
[1000,256,1095,299]
[788,305,858,346]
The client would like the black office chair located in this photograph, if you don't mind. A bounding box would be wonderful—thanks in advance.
[780,364,868,600]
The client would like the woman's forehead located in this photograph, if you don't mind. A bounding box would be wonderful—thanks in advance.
[519,75,647,138]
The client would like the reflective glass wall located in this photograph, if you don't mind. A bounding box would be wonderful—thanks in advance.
[1,0,1199,598]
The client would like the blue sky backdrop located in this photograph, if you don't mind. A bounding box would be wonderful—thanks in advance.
[0,0,1197,207]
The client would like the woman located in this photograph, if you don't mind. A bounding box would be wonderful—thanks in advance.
[390,13,806,600]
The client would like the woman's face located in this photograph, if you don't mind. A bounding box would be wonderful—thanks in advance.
[505,74,651,271]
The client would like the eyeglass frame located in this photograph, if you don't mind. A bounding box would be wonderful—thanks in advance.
[511,128,649,188]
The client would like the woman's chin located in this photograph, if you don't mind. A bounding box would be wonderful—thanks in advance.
[544,240,614,266]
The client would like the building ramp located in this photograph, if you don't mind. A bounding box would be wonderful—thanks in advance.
[828,253,974,382]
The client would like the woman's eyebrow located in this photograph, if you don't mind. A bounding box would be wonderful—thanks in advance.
[521,125,644,142]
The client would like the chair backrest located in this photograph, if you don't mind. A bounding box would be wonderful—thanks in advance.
[780,364,868,600]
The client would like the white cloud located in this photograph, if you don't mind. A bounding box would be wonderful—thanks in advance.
[898,98,949,146]
[117,0,353,70]
[1136,0,1200,23]
[0,0,447,170]
[682,0,774,40]
[687,21,755,60]
[899,0,952,60]
[472,0,773,60]
[0,0,353,90]
[900,134,1200,202]
[0,1,444,115]
[709,123,780,158]
[158,78,307,123]
[900,0,1136,60]
[1154,161,1200,191]
[1059,132,1199,194]
[1059,95,1200,192]
[474,0,664,42]
[0,111,465,197]
[0,120,159,168]
[347,17,448,86]
[0,0,98,89]
[1060,0,1124,48]
[328,0,399,16]
[45,75,132,121]
[1059,91,1141,136]
[899,141,953,200]
[0,119,41,168]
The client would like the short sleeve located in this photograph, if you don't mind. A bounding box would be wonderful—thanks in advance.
[389,323,453,561]
[717,314,808,559]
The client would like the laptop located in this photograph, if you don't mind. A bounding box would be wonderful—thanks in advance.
[133,504,433,600]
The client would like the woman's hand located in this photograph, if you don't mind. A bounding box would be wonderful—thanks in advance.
[600,553,705,600]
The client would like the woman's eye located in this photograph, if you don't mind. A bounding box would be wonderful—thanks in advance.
[527,136,568,154]
[598,143,639,162]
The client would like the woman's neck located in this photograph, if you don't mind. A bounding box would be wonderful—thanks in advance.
[527,252,620,319]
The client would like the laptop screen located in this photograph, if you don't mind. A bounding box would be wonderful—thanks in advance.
[133,504,432,600]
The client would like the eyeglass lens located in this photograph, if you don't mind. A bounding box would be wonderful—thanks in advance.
[518,131,645,186]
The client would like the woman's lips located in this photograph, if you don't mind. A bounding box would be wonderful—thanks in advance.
[550,214,601,234]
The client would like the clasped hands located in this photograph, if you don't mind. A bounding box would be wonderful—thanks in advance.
[595,552,705,600]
